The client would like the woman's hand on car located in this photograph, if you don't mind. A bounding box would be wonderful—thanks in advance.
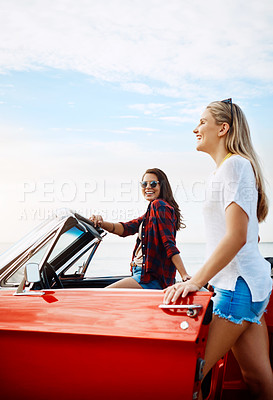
[89,215,104,228]
[163,280,201,304]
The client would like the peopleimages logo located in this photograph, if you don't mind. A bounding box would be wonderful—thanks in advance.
[15,178,256,222]
[17,179,209,203]
[15,178,209,222]
[16,178,255,207]
[18,179,111,203]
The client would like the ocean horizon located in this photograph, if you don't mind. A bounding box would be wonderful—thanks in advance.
[85,241,273,279]
[2,240,271,281]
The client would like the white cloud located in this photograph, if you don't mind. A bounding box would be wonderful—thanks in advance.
[117,115,139,119]
[125,126,157,132]
[129,102,171,115]
[128,101,204,123]
[0,1,273,244]
[121,82,154,95]
[159,116,193,124]
[0,0,273,99]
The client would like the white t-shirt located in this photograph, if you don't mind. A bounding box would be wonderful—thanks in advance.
[203,154,272,302]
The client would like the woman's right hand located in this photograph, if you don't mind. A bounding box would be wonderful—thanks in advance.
[89,215,104,228]
[163,280,201,304]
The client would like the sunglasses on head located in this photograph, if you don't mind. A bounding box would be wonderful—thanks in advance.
[221,98,233,128]
[140,180,160,188]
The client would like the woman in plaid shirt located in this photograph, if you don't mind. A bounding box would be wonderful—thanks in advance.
[90,168,190,289]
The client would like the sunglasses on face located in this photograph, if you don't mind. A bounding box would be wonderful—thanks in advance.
[221,98,233,128]
[140,180,160,188]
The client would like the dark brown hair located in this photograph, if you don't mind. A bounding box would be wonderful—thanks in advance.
[142,168,185,230]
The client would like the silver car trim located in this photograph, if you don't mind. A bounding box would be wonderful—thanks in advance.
[159,304,203,317]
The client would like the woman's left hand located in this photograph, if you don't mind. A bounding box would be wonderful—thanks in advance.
[163,280,201,304]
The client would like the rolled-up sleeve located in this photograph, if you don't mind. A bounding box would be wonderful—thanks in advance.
[119,215,144,237]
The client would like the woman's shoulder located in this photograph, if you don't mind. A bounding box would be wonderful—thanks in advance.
[223,154,253,174]
[226,154,251,168]
[221,154,255,182]
[151,199,173,210]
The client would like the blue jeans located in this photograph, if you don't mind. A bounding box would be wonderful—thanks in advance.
[213,276,271,325]
[131,266,162,290]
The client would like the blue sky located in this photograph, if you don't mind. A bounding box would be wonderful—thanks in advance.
[0,0,273,243]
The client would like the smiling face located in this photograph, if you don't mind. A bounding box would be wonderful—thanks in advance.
[141,173,161,202]
[193,108,221,154]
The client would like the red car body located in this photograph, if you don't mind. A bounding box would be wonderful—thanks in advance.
[0,211,272,399]
[0,289,213,400]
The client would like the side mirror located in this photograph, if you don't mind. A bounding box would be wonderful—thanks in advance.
[14,263,44,296]
[25,263,41,283]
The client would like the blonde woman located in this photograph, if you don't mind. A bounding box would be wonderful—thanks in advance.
[164,99,273,399]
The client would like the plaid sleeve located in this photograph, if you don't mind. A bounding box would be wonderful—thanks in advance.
[119,215,144,237]
[152,200,180,258]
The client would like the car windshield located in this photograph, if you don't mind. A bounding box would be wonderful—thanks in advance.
[5,236,55,284]
[48,226,85,264]
[5,226,86,285]
[0,209,74,272]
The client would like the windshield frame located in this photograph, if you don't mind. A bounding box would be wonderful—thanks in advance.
[0,210,104,288]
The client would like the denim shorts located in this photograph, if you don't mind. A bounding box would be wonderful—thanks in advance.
[131,266,163,290]
[213,276,271,325]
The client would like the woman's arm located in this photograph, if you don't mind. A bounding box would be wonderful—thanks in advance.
[164,202,248,303]
[153,202,181,258]
[89,215,124,236]
[171,253,191,281]
[191,202,248,288]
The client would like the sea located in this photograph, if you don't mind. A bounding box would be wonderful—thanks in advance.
[2,240,271,281]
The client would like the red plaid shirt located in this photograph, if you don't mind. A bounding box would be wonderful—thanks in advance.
[120,199,180,289]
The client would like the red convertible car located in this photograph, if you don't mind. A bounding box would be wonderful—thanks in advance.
[0,210,272,400]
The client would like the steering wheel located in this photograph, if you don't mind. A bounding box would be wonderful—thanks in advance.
[42,262,64,289]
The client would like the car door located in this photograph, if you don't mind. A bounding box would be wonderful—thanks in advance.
[0,286,213,400]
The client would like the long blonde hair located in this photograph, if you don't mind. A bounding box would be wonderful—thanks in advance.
[207,101,268,222]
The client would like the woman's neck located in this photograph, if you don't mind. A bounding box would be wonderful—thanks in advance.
[209,146,231,168]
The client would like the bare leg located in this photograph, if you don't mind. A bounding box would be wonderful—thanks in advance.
[198,314,273,400]
[198,315,250,400]
[106,277,143,289]
[232,315,273,400]
[202,315,250,377]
